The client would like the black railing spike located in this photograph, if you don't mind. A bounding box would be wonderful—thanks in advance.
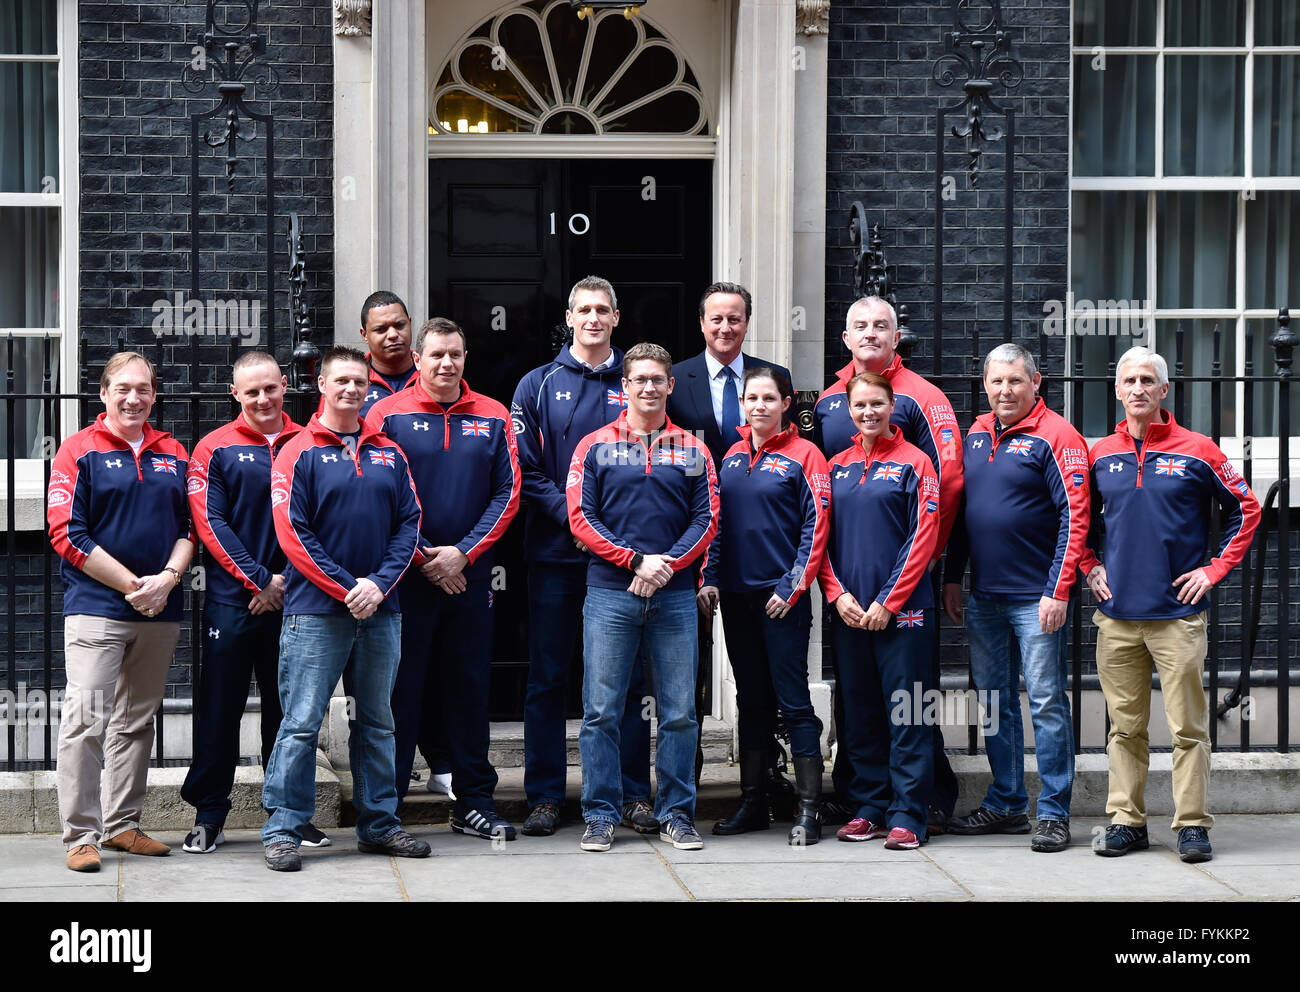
[1273,308,1295,378]
[1212,323,1221,377]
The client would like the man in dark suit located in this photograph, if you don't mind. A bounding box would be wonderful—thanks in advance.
[668,283,793,466]
[668,281,797,818]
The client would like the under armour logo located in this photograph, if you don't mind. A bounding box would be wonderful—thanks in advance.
[367,390,379,401]
[727,457,744,469]
[555,391,572,401]
[238,453,255,462]
[1108,461,1124,473]
[971,438,984,449]
[104,458,123,468]
[208,627,220,639]
[321,453,338,463]
[828,400,842,411]
[834,469,850,479]
[412,420,429,431]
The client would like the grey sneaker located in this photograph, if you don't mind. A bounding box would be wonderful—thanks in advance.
[622,800,659,833]
[948,806,1031,835]
[357,829,431,858]
[580,820,616,852]
[659,817,704,851]
[264,840,301,872]
[1031,818,1071,853]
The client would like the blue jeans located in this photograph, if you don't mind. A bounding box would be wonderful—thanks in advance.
[524,563,651,806]
[262,612,403,846]
[580,586,698,826]
[966,594,1075,821]
[719,591,821,758]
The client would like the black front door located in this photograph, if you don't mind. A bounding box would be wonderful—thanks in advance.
[429,156,713,719]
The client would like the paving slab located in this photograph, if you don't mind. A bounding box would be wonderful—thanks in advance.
[413,822,662,858]
[1192,866,1300,899]
[671,859,969,901]
[656,821,905,864]
[0,885,119,902]
[395,847,690,902]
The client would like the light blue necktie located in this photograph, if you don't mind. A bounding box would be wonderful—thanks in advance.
[721,366,741,449]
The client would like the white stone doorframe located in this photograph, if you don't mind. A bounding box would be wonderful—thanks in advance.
[329,0,832,753]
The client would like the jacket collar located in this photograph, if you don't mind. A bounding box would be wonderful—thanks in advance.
[1115,408,1176,446]
[973,396,1049,436]
[364,352,418,387]
[91,412,171,449]
[834,352,902,383]
[739,423,799,457]
[233,410,301,443]
[557,343,624,376]
[305,411,387,447]
[854,424,908,462]
[408,377,483,412]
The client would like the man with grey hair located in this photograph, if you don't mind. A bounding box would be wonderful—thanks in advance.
[510,275,654,837]
[1080,346,1259,863]
[942,343,1090,851]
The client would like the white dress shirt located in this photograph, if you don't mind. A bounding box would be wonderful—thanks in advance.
[704,350,746,433]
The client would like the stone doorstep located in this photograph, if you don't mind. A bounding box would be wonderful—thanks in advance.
[5,753,1300,835]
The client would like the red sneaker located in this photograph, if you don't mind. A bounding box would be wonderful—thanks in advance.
[836,818,888,842]
[884,826,921,850]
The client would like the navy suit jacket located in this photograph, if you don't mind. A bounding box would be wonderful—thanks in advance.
[668,351,794,465]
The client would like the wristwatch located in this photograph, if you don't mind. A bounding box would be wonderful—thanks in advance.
[630,553,644,572]
[163,566,181,585]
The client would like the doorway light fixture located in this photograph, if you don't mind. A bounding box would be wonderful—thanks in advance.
[570,2,645,20]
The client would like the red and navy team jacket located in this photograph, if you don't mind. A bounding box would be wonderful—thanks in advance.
[314,351,419,419]
[944,398,1091,601]
[511,345,628,565]
[365,379,521,581]
[566,412,719,592]
[1078,411,1261,621]
[701,425,831,605]
[47,414,192,621]
[271,414,423,616]
[811,354,964,556]
[187,412,303,607]
[817,428,940,616]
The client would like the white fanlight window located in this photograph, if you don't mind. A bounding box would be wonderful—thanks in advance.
[429,0,710,136]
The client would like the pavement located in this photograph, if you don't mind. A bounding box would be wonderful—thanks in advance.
[4,814,1298,902]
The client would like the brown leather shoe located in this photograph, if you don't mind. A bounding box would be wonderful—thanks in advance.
[103,828,170,856]
[67,844,102,872]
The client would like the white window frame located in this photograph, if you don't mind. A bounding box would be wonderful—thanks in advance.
[1068,0,1300,500]
[0,0,79,529]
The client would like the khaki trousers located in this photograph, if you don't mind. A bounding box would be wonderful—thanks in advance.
[58,615,179,848]
[1094,611,1212,830]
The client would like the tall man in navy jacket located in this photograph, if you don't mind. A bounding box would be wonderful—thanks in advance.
[567,342,720,853]
[1081,347,1259,863]
[942,344,1090,853]
[511,276,653,837]
[367,318,521,840]
[182,351,318,854]
[262,346,427,871]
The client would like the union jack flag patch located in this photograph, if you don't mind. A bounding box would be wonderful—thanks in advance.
[658,448,690,467]
[368,449,396,467]
[461,419,492,437]
[606,388,628,407]
[1006,438,1034,456]
[873,464,901,482]
[896,610,925,628]
[151,456,177,475]
[1155,456,1187,477]
[759,455,789,476]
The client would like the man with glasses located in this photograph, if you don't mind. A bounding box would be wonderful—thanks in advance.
[566,343,719,852]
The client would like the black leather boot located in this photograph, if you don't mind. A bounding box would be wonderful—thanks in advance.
[712,751,771,835]
[788,754,824,845]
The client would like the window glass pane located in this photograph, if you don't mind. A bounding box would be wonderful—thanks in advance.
[1248,318,1300,437]
[1156,192,1237,308]
[1246,192,1298,309]
[1165,0,1246,46]
[1252,56,1300,177]
[1072,55,1155,175]
[497,10,554,109]
[0,60,59,192]
[1070,330,1123,438]
[0,207,59,326]
[1254,0,1300,45]
[0,0,56,56]
[1073,0,1156,47]
[1071,191,1148,301]
[1151,319,1236,437]
[1164,56,1244,175]
[0,338,59,459]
